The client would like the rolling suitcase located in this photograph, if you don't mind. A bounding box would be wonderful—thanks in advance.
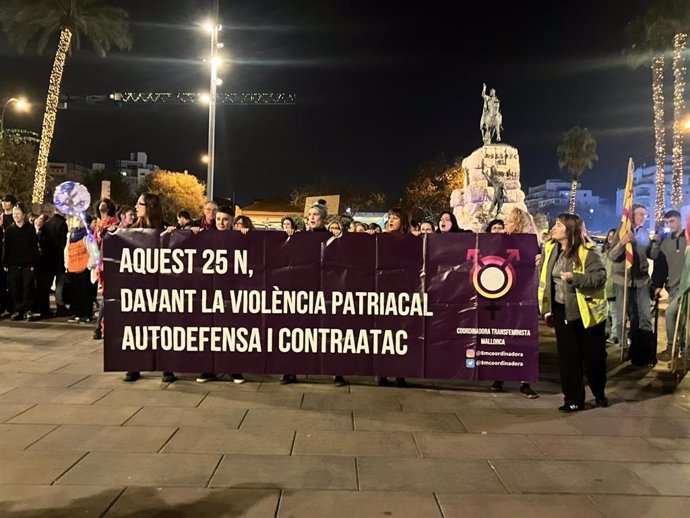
[628,294,659,367]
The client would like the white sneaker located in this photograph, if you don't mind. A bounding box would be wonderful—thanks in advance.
[232,374,246,384]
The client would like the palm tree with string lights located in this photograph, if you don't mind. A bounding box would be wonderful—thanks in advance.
[0,0,132,204]
[626,0,690,216]
[556,126,598,215]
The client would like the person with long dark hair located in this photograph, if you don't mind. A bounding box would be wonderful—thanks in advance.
[2,202,39,321]
[124,193,176,383]
[436,211,461,233]
[378,207,410,388]
[539,213,608,412]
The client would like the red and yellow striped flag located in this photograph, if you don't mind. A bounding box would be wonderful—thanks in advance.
[619,157,634,269]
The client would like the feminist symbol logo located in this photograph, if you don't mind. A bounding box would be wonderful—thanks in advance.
[466,248,520,300]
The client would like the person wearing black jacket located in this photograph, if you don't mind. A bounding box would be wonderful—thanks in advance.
[0,194,17,315]
[32,214,53,318]
[41,205,69,316]
[2,202,39,321]
[281,201,348,387]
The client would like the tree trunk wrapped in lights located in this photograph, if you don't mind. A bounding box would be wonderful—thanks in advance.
[32,28,72,204]
[652,56,666,221]
[568,179,578,214]
[671,32,687,209]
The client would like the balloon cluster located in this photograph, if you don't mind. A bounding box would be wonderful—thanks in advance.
[53,182,99,262]
[53,181,91,216]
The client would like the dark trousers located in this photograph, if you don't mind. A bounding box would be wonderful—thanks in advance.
[0,266,11,313]
[552,302,607,405]
[68,270,93,319]
[7,265,35,315]
[34,269,55,317]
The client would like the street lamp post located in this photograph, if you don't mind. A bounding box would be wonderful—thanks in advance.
[0,97,29,138]
[205,0,221,202]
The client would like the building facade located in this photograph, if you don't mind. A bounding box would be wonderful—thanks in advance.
[46,162,93,184]
[524,179,613,233]
[117,152,159,194]
[616,156,690,223]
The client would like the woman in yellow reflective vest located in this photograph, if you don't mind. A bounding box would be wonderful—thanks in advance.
[539,213,608,412]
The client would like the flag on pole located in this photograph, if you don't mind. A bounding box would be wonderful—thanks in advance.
[619,157,634,269]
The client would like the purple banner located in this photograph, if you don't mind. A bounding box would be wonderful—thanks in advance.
[103,230,539,381]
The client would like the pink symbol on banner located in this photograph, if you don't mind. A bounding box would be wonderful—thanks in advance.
[467,248,521,320]
[466,248,520,300]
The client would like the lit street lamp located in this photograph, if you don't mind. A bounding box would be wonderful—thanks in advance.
[201,154,209,164]
[204,0,222,201]
[0,97,30,138]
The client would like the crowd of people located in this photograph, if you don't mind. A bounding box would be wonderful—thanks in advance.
[1,190,684,413]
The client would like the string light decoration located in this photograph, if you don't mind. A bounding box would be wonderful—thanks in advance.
[652,56,666,222]
[32,29,72,204]
[671,32,687,209]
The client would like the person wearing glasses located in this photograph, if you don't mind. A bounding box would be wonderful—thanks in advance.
[123,193,176,384]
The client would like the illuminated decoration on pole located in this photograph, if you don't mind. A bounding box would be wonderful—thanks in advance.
[32,29,72,204]
[672,32,687,209]
[652,56,666,222]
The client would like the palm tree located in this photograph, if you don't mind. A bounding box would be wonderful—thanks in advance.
[556,126,598,214]
[626,0,690,216]
[625,15,672,222]
[0,0,132,204]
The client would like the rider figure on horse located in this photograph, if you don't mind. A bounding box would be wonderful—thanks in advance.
[480,83,503,145]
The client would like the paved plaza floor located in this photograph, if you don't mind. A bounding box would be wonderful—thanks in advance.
[0,319,689,517]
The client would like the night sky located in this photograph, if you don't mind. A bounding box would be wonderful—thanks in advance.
[0,0,658,205]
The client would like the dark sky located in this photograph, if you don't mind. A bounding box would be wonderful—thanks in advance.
[0,0,658,205]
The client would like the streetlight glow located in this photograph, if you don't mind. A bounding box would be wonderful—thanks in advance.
[203,21,214,33]
[201,154,209,164]
[199,93,211,104]
[1,97,32,138]
[14,98,29,111]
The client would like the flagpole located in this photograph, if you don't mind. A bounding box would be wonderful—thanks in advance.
[621,266,629,363]
[619,157,635,364]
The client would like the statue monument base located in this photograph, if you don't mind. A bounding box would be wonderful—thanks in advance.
[450,143,528,231]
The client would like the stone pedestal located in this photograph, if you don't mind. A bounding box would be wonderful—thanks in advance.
[450,143,528,231]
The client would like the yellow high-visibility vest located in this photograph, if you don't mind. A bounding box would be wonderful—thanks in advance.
[538,240,608,328]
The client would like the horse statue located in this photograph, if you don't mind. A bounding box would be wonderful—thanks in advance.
[480,83,503,145]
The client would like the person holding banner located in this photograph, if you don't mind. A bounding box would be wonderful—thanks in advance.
[281,201,348,387]
[491,207,539,398]
[124,192,176,384]
[197,205,247,384]
[377,207,410,388]
[436,211,461,233]
[539,213,608,412]
[194,201,218,231]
